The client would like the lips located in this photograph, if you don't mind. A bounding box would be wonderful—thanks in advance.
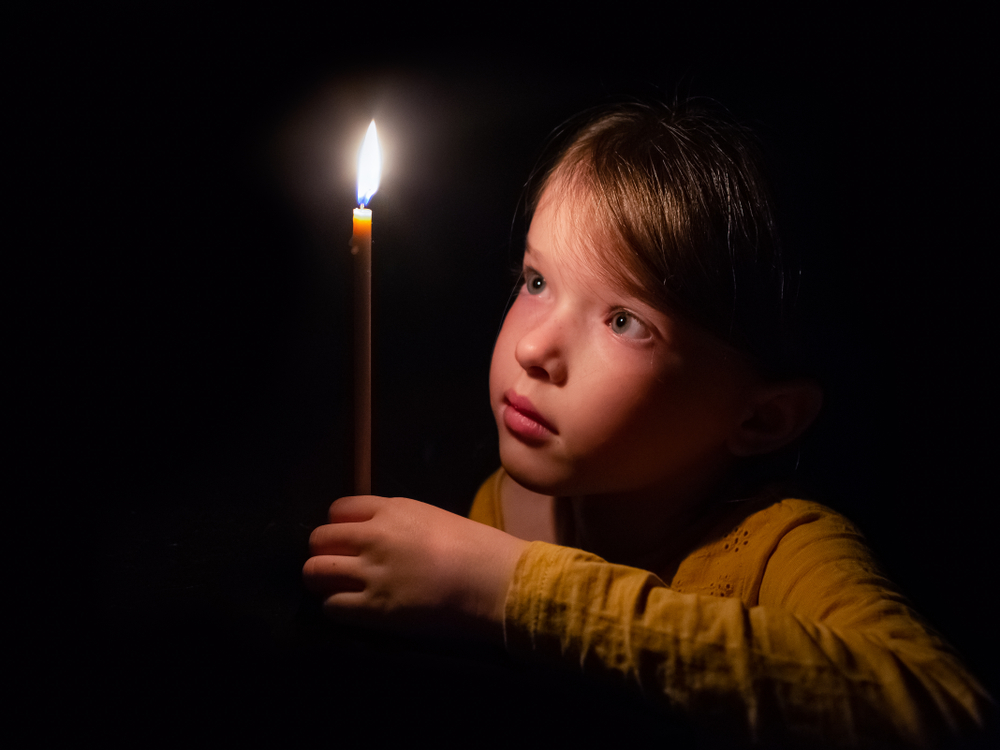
[502,390,557,441]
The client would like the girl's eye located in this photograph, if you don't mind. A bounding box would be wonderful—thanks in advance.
[523,270,545,295]
[609,311,649,340]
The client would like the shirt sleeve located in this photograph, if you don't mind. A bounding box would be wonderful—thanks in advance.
[502,510,993,748]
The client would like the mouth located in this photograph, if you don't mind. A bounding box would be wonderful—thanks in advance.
[502,390,558,441]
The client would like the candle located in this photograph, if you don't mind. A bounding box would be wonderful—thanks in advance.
[351,120,380,495]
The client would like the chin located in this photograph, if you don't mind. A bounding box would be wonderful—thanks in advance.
[499,441,591,497]
[499,445,563,495]
[502,464,565,496]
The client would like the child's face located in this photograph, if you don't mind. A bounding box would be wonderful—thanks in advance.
[489,183,754,500]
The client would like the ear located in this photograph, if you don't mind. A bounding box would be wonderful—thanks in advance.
[727,379,823,458]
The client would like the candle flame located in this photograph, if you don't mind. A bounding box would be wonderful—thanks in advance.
[357,120,381,207]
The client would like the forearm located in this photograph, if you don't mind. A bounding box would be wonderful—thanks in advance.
[503,541,991,748]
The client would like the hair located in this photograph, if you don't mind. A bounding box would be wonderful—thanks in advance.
[527,100,799,377]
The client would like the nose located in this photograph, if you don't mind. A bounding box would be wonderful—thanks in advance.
[514,311,568,385]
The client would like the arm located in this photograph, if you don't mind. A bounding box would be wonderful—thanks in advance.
[303,493,991,746]
[501,511,992,747]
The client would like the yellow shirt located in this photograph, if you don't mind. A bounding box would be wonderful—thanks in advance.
[469,468,992,747]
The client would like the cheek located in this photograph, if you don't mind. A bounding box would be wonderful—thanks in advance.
[553,343,658,447]
[573,372,662,450]
[566,358,722,469]
[626,371,740,464]
[489,305,522,398]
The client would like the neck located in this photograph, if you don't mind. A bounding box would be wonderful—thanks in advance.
[559,468,732,574]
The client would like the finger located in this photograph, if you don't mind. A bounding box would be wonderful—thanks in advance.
[309,522,369,556]
[327,495,383,523]
[319,591,383,627]
[302,555,366,595]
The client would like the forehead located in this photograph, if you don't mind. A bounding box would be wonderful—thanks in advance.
[527,193,754,383]
[529,177,645,303]
[529,175,756,371]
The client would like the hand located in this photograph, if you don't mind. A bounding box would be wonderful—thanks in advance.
[303,495,528,642]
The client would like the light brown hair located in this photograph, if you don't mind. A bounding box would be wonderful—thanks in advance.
[528,100,797,375]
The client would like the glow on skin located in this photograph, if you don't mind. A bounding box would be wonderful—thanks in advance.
[303,178,814,637]
[489,182,758,566]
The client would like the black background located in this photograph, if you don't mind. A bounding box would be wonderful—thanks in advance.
[17,5,996,746]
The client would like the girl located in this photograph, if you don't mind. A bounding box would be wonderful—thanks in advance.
[303,102,991,746]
